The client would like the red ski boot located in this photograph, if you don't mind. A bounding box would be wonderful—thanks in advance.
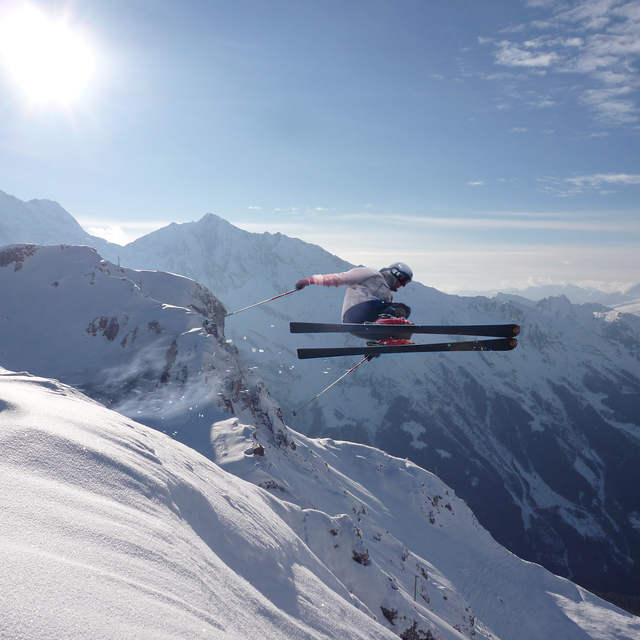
[365,317,415,345]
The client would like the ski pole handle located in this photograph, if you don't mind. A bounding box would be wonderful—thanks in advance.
[225,289,299,318]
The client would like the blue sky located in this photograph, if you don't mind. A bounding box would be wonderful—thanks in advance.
[1,0,639,292]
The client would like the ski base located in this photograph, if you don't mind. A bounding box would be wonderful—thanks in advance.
[291,322,520,338]
[297,337,518,360]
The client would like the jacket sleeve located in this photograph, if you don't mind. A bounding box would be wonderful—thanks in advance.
[309,267,379,288]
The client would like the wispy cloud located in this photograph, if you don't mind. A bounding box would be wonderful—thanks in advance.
[539,172,640,195]
[240,206,640,235]
[579,86,638,124]
[338,211,640,233]
[481,0,640,125]
[564,172,640,187]
[493,40,561,67]
[525,0,557,8]
[86,225,129,244]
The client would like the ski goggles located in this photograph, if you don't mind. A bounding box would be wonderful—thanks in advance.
[391,269,412,284]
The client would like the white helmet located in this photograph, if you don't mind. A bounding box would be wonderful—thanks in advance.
[382,262,413,286]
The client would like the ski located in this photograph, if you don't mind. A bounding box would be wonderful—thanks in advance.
[297,337,518,360]
[291,322,520,338]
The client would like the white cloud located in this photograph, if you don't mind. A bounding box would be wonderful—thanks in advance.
[80,220,170,245]
[551,0,622,31]
[337,211,640,233]
[494,40,560,67]
[537,172,640,196]
[484,0,640,125]
[564,172,640,187]
[87,225,129,244]
[579,86,639,123]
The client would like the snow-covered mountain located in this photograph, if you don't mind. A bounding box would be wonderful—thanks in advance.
[458,282,640,314]
[3,290,640,638]
[2,191,640,607]
[0,243,289,458]
[0,189,117,255]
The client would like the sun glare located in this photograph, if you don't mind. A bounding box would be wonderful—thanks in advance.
[0,4,94,105]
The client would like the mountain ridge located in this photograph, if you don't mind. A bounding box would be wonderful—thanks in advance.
[458,282,640,312]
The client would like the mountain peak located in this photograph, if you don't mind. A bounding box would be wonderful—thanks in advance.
[534,293,577,319]
[0,189,117,254]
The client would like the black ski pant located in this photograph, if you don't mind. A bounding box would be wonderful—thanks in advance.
[342,300,412,339]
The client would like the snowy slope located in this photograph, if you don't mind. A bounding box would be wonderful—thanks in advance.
[0,370,395,640]
[3,369,640,640]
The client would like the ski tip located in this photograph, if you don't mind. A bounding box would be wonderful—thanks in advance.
[512,324,521,336]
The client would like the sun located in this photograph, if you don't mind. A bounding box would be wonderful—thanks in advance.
[0,4,95,105]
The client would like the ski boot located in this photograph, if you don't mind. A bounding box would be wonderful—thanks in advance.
[365,317,415,346]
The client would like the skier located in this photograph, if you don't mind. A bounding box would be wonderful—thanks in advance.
[294,262,413,325]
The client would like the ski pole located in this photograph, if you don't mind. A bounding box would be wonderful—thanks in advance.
[292,356,373,415]
[225,289,299,318]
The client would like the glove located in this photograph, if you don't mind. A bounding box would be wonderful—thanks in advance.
[295,277,312,290]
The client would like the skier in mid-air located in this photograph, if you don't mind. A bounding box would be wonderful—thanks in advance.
[290,262,517,412]
[294,262,414,325]
[227,262,516,380]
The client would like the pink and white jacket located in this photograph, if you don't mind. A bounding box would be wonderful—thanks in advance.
[308,267,393,320]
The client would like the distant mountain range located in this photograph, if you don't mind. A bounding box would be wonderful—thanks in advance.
[458,282,640,315]
[2,189,640,607]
